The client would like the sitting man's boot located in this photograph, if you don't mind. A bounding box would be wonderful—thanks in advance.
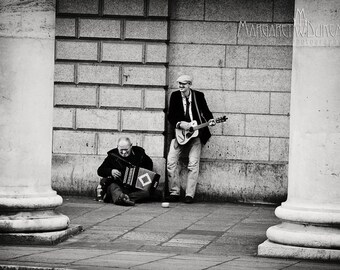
[117,193,135,206]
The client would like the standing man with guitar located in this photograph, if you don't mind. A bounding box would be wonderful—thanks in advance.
[166,75,216,204]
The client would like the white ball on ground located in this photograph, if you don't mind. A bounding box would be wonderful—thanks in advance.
[161,202,170,208]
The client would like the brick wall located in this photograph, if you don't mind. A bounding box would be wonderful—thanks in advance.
[53,0,294,203]
[53,0,168,195]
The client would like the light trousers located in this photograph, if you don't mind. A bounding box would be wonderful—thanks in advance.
[167,137,202,198]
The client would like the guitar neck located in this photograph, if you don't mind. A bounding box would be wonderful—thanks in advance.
[192,122,210,131]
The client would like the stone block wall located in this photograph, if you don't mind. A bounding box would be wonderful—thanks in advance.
[170,0,294,203]
[53,0,168,195]
[53,0,294,203]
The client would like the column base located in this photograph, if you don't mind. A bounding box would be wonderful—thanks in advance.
[266,222,340,248]
[0,194,70,232]
[258,240,340,261]
[0,225,83,245]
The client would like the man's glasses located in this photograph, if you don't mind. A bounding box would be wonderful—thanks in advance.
[118,145,132,153]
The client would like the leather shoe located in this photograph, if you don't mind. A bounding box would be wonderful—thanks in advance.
[118,194,135,206]
[184,196,194,204]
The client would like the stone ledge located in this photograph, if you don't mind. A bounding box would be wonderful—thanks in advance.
[258,240,340,261]
[0,225,82,246]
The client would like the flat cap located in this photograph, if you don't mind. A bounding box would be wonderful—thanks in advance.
[176,75,192,83]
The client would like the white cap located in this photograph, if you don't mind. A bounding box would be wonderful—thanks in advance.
[176,75,192,83]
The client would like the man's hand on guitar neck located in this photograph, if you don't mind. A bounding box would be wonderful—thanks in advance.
[176,121,192,131]
[208,119,216,126]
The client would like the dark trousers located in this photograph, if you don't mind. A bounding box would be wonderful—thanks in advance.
[100,178,150,204]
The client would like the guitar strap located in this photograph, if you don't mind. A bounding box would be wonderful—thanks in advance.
[192,90,204,124]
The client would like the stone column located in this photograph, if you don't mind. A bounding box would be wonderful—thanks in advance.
[0,0,71,237]
[258,0,340,260]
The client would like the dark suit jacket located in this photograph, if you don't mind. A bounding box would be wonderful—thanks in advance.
[168,89,214,145]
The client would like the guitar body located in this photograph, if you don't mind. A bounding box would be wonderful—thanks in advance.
[175,116,228,146]
[175,121,199,145]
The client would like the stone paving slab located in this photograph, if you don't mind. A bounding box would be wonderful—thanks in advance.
[1,196,339,269]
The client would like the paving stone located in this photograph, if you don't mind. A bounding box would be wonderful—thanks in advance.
[173,254,234,262]
[74,251,168,268]
[208,259,290,270]
[181,230,223,236]
[122,231,173,242]
[55,205,98,219]
[131,257,223,270]
[199,243,258,256]
[13,248,113,264]
[0,248,56,261]
[168,236,213,245]
[284,261,340,270]
[187,224,232,232]
[138,245,202,254]
[162,241,206,248]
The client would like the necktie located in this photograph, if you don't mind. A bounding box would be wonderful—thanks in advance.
[185,97,190,121]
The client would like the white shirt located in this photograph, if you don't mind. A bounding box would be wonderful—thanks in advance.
[181,91,193,122]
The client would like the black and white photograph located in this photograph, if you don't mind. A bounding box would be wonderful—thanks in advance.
[0,0,339,269]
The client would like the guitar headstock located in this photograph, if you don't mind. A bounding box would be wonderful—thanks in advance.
[215,116,228,123]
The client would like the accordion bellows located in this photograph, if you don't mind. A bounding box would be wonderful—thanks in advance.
[122,166,160,191]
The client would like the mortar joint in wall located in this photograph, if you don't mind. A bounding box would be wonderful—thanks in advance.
[144,0,149,18]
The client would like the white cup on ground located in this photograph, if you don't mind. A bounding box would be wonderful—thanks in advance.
[161,202,170,208]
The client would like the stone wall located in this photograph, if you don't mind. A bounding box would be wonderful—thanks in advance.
[53,0,294,203]
[53,0,168,195]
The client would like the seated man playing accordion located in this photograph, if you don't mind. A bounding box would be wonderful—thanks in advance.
[97,137,154,206]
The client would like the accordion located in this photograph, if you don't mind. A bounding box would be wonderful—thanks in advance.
[122,166,160,191]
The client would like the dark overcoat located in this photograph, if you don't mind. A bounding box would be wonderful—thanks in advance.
[167,89,214,145]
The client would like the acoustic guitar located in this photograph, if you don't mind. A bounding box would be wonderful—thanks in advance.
[175,116,228,145]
